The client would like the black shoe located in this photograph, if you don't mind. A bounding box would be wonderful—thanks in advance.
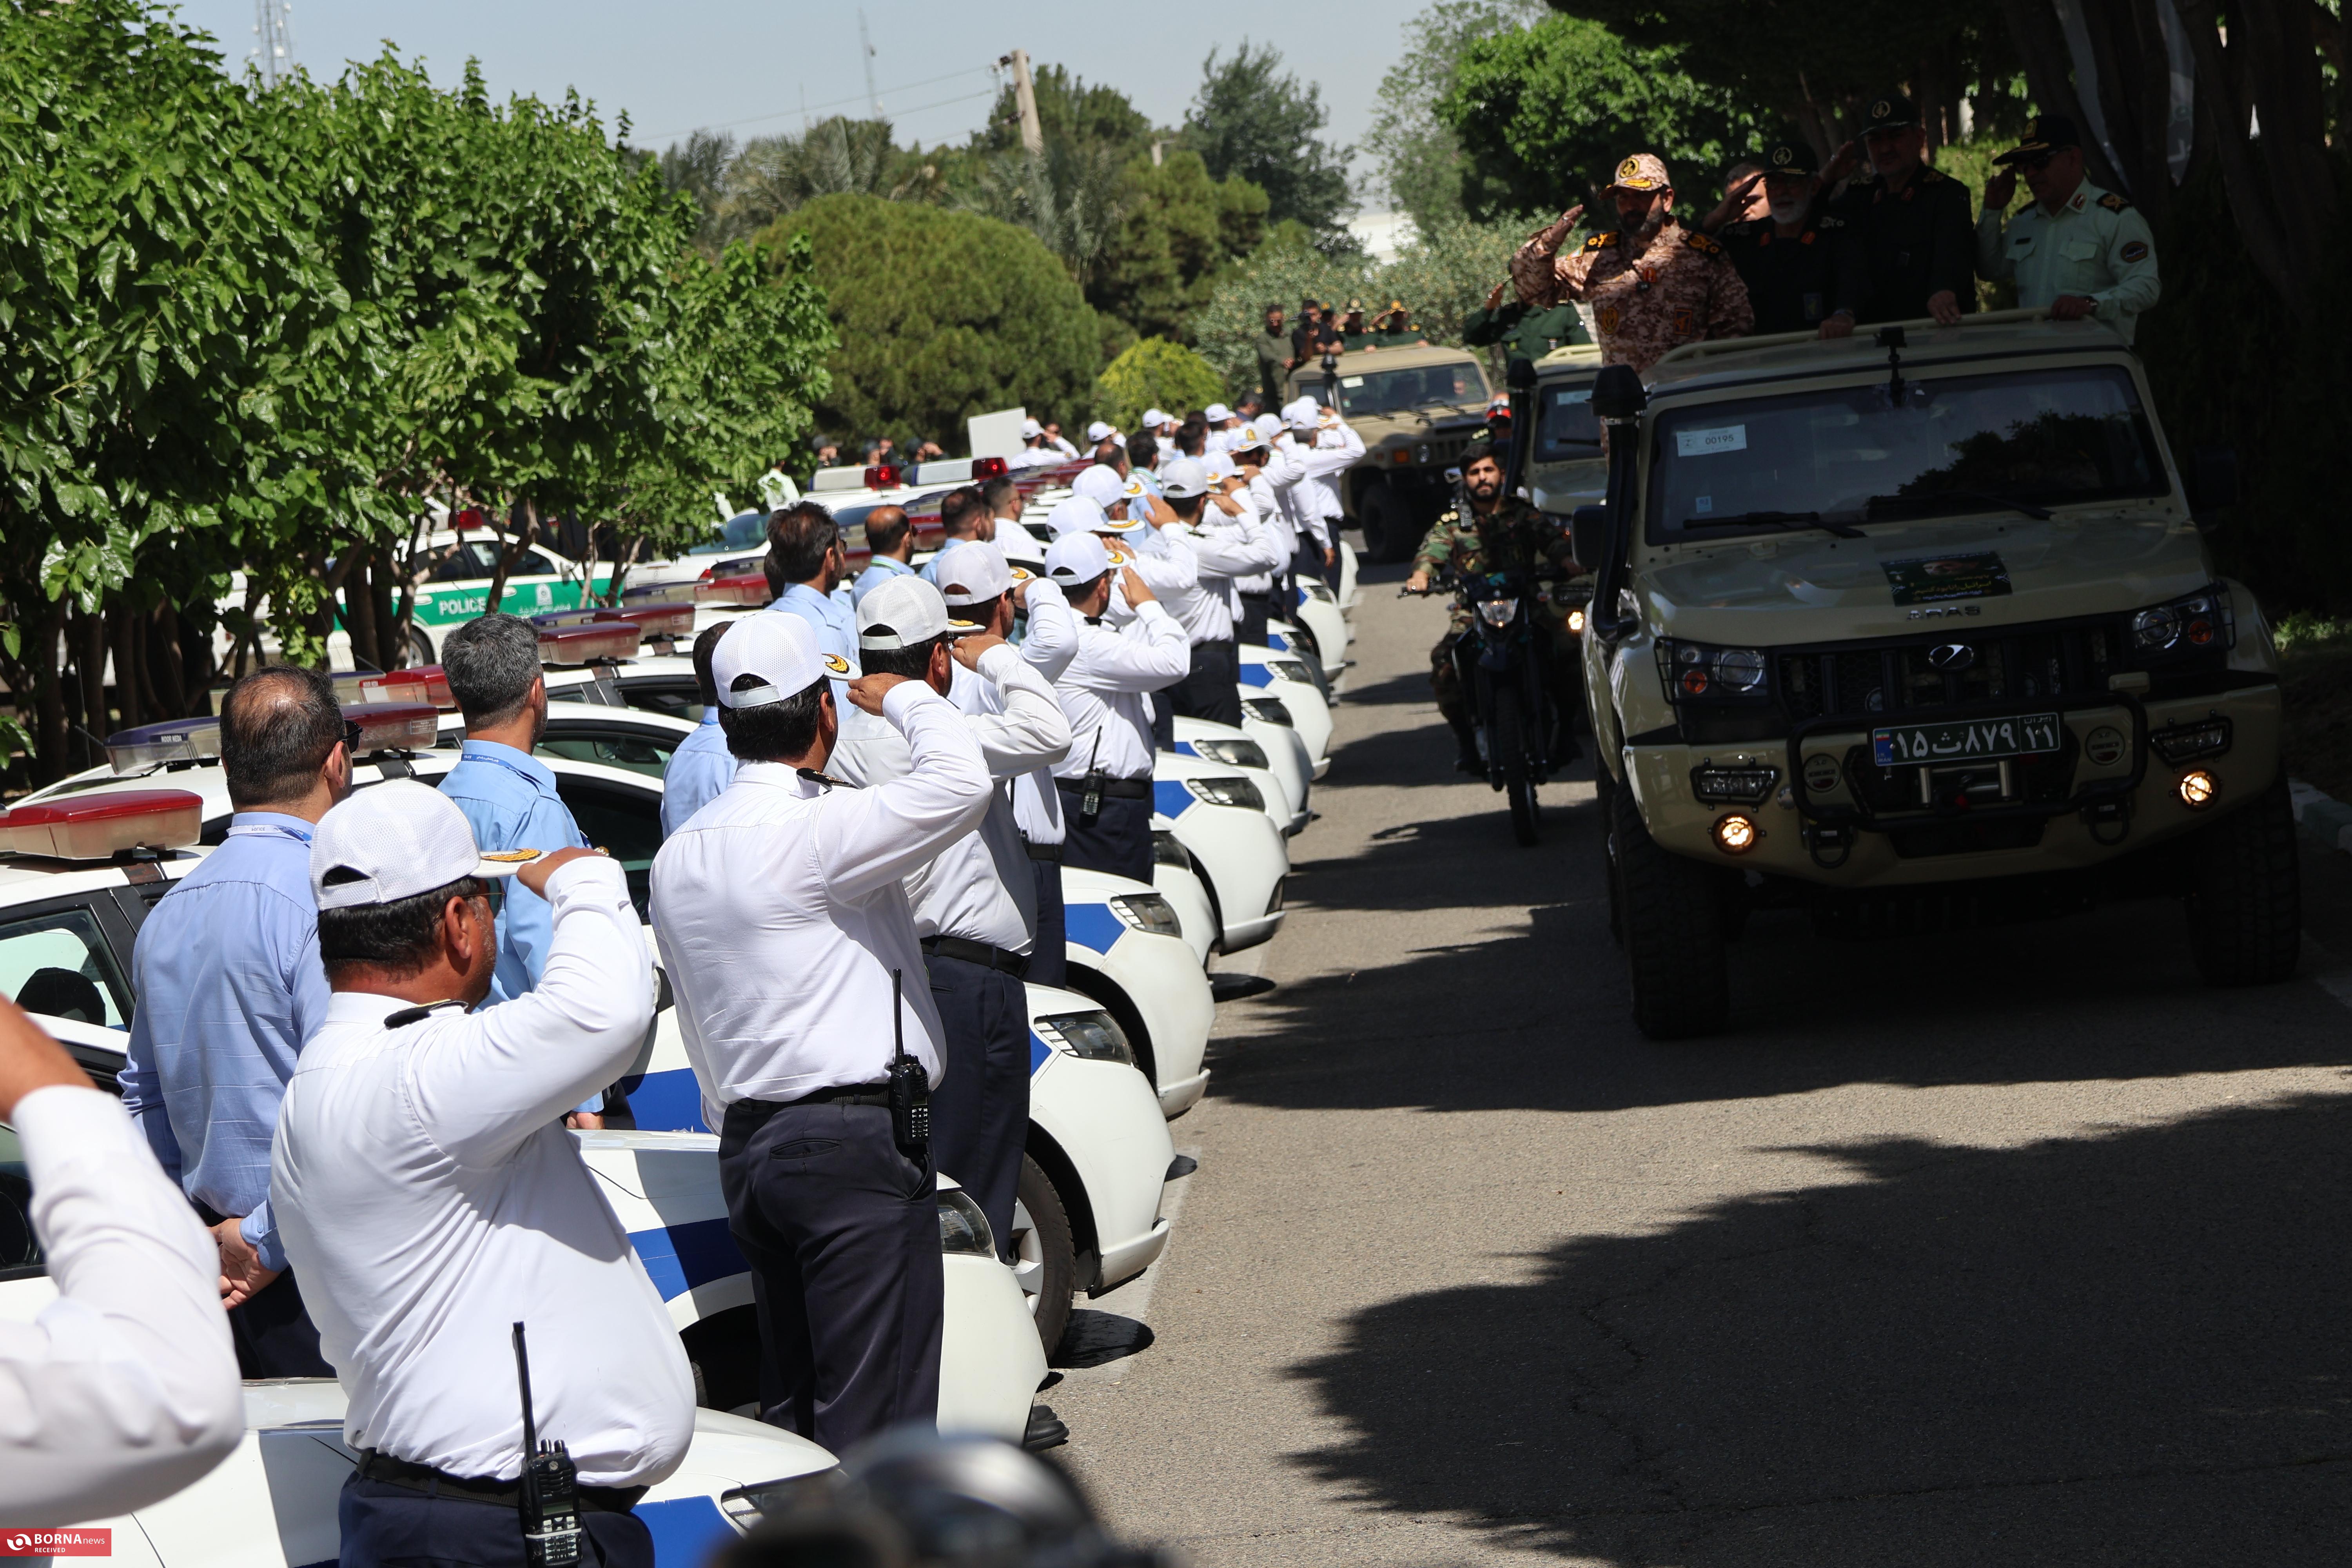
[1455,751,1485,776]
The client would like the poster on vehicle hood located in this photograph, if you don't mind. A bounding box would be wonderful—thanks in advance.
[1881,551,2012,605]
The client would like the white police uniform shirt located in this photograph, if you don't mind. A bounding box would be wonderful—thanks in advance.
[1310,419,1363,542]
[652,684,992,1114]
[270,858,686,1489]
[1166,505,1282,644]
[1232,469,1295,597]
[1013,580,1081,846]
[1106,528,1198,631]
[828,646,1073,953]
[1050,601,1191,782]
[1278,432,1349,552]
[2,1086,241,1525]
[1974,178,2160,344]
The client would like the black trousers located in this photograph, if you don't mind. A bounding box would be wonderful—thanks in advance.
[1028,858,1067,987]
[194,1202,333,1379]
[717,1099,942,1453]
[1170,639,1242,728]
[1238,590,1273,649]
[1294,538,1328,596]
[1151,691,1175,753]
[338,1474,652,1568]
[922,954,1031,1260]
[1058,785,1155,886]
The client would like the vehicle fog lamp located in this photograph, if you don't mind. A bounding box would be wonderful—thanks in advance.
[1713,814,1759,853]
[1566,608,1586,634]
[1680,668,1711,696]
[2178,769,2219,808]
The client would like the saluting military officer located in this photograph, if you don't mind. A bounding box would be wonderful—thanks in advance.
[1509,152,1753,375]
[1461,278,1592,366]
[1717,141,1861,337]
[1826,93,1977,329]
[1976,114,2161,343]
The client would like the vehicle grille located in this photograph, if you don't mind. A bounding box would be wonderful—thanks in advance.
[1777,625,2122,725]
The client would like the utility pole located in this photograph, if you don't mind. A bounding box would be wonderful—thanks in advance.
[858,9,882,119]
[251,0,295,88]
[1006,48,1043,154]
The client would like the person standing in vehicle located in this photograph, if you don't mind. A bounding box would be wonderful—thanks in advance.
[1403,442,1581,775]
[1825,94,1976,330]
[1256,303,1290,409]
[852,506,919,606]
[1717,142,1862,337]
[653,612,993,1452]
[660,622,738,838]
[765,500,860,704]
[1510,152,1753,374]
[1976,115,2160,343]
[1462,278,1592,368]
[120,666,350,1377]
[272,787,684,1568]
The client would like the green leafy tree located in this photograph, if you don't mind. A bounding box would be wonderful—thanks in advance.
[1089,151,1269,342]
[1094,338,1226,430]
[976,64,1153,156]
[954,139,1132,288]
[1364,0,1546,232]
[765,194,1102,450]
[1185,43,1354,243]
[1190,233,1374,399]
[1371,215,1542,348]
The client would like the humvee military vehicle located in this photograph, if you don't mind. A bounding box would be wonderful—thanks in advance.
[1287,343,1494,563]
[1568,311,2286,1038]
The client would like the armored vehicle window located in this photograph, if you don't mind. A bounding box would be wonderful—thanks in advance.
[1646,364,2168,542]
[1535,383,1600,461]
[1303,362,1488,417]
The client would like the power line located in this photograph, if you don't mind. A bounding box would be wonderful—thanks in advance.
[636,65,995,144]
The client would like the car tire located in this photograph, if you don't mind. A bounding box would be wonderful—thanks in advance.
[405,624,437,668]
[1011,1154,1077,1359]
[1610,779,1729,1037]
[2184,774,2301,986]
[1359,483,1415,564]
[1490,683,1539,846]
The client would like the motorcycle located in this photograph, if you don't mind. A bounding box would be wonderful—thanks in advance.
[1453,566,1565,846]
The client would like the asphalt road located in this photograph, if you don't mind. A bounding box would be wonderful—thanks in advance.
[1051,558,2352,1567]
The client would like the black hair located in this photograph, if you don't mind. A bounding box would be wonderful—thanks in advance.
[767,501,840,586]
[865,508,911,556]
[978,475,1021,515]
[220,664,343,809]
[718,676,827,761]
[1263,301,1283,316]
[690,621,731,708]
[1169,492,1208,522]
[318,875,490,978]
[1127,427,1158,465]
[441,613,543,729]
[1460,439,1500,470]
[938,487,986,538]
[1175,425,1205,458]
[858,634,945,681]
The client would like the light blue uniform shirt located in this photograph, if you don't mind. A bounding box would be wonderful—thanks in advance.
[920,537,978,587]
[768,582,860,703]
[660,711,738,838]
[438,740,593,1005]
[118,812,328,1271]
[851,553,919,606]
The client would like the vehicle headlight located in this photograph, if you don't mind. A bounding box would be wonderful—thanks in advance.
[1152,829,1191,867]
[1566,607,1586,634]
[1241,696,1295,727]
[1476,597,1519,628]
[1108,891,1183,937]
[1190,737,1270,770]
[1302,581,1336,603]
[2129,584,2234,655]
[1656,640,1774,702]
[1185,775,1266,812]
[719,1473,840,1530]
[1033,1009,1134,1065]
[937,1188,995,1257]
[1265,658,1314,684]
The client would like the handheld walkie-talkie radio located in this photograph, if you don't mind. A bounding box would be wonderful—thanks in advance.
[1079,731,1105,822]
[512,1322,583,1568]
[885,968,930,1161]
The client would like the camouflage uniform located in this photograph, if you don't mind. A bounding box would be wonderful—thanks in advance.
[1511,218,1753,374]
[1413,497,1583,755]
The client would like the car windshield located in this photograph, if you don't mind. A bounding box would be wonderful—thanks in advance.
[1301,361,1487,417]
[1535,380,1601,462]
[1644,364,2169,541]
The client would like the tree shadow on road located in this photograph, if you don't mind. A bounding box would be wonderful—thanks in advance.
[1282,1094,2352,1564]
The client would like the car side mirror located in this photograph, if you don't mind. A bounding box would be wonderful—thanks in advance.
[1590,364,1646,421]
[1507,355,1538,392]
[2186,445,2239,528]
[1571,505,1610,574]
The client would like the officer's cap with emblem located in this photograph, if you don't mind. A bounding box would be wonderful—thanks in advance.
[310,779,545,911]
[1159,457,1211,500]
[1995,114,2080,165]
[1860,93,1918,134]
[1044,532,1111,586]
[858,574,973,650]
[1605,152,1672,193]
[714,610,834,710]
[1761,140,1820,177]
[935,541,1016,608]
[1047,495,1132,537]
[1203,450,1241,480]
[1229,421,1271,456]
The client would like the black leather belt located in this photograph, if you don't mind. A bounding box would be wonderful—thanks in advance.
[922,935,1030,977]
[1024,838,1063,863]
[1056,776,1151,800]
[356,1451,645,1514]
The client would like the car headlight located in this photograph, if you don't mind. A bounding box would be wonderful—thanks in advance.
[1566,607,1586,634]
[1185,775,1266,812]
[1302,581,1336,603]
[1476,597,1519,628]
[1265,658,1314,684]
[1152,828,1191,867]
[1033,1009,1134,1065]
[937,1188,995,1257]
[1656,640,1773,701]
[2130,584,2234,655]
[719,1472,840,1530]
[1108,891,1183,937]
[1240,696,1295,727]
[1190,737,1269,770]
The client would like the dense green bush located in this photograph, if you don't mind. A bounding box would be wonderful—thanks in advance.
[1095,338,1225,429]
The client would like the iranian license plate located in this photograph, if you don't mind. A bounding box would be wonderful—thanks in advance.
[1872,712,2062,766]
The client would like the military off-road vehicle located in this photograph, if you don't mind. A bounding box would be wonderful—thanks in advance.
[1526,343,1608,519]
[1287,343,1494,563]
[1566,310,2288,1038]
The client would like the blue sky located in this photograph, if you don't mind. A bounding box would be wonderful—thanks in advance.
[169,0,1432,194]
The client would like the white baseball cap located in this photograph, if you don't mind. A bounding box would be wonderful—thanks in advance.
[1047,495,1133,536]
[310,779,543,911]
[1142,407,1169,429]
[1230,421,1270,455]
[1203,403,1232,423]
[1160,457,1210,500]
[1044,532,1111,585]
[1069,465,1126,509]
[1283,397,1321,430]
[1252,413,1284,442]
[1204,450,1240,479]
[934,541,1014,607]
[857,574,960,650]
[1085,420,1118,444]
[718,610,838,707]
[1019,417,1044,440]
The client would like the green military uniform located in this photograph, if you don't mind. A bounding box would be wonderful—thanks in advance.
[1461,300,1592,365]
[1412,495,1583,760]
[1976,180,2160,344]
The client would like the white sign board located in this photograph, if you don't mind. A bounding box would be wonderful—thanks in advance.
[967,408,1028,462]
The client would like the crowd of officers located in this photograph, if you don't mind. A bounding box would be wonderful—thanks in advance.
[1493,100,2161,377]
[0,405,1359,1558]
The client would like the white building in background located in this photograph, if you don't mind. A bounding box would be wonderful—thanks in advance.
[1347,211,1418,265]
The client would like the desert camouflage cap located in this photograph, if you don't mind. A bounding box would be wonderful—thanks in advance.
[1606,152,1672,192]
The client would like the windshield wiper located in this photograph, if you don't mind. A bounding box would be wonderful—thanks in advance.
[1680,508,1866,540]
[1867,489,2053,522]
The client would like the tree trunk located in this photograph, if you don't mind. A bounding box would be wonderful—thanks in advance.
[74,608,107,767]
[1998,0,2132,192]
[2172,0,2321,313]
[483,499,539,621]
[348,552,381,671]
[149,602,188,720]
[33,601,69,784]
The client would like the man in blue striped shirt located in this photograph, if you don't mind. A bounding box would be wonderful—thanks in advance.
[660,622,738,837]
[120,665,351,1376]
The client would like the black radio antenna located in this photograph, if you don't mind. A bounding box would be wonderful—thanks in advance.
[512,1321,537,1456]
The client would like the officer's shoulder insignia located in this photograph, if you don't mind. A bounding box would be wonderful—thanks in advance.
[2099,192,2130,212]
[1684,230,1723,255]
[796,766,852,791]
[1921,168,1946,184]
[822,654,851,675]
[2120,239,2149,263]
[1583,232,1614,250]
[480,848,544,863]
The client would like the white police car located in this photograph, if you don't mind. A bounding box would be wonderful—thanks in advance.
[1288,575,1351,685]
[1239,642,1333,777]
[1172,715,1307,838]
[1148,829,1218,966]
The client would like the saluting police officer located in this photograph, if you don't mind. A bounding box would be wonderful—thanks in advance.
[272,785,683,1568]
[652,613,993,1452]
[1976,114,2161,343]
[1717,142,1861,336]
[1826,93,1977,329]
